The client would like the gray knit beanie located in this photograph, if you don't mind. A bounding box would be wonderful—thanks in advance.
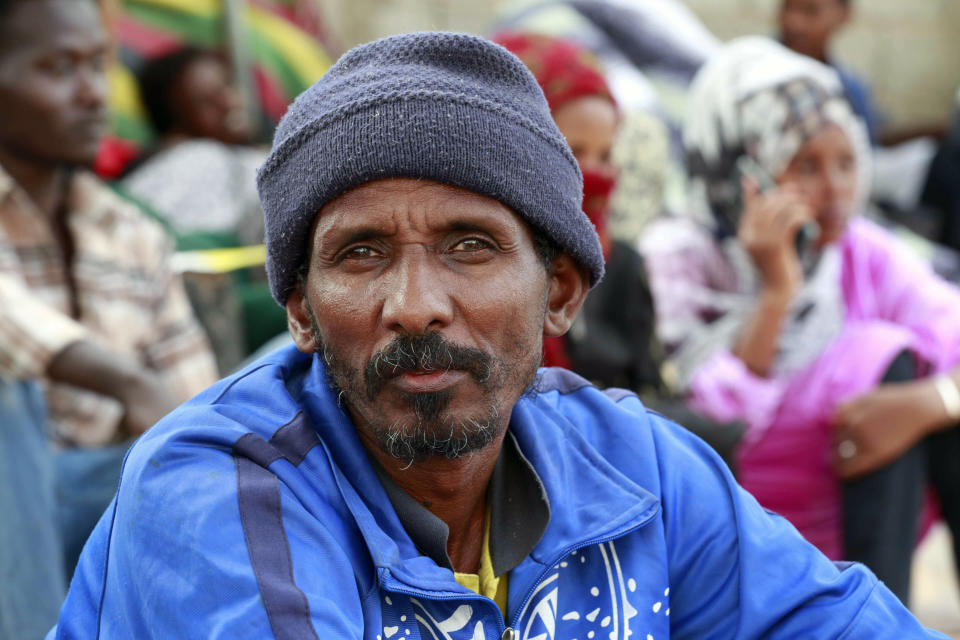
[257,31,604,305]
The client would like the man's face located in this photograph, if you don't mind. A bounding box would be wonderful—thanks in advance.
[0,0,109,167]
[287,179,569,463]
[779,0,849,60]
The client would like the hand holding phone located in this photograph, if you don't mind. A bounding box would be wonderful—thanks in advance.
[736,156,820,254]
[735,156,819,292]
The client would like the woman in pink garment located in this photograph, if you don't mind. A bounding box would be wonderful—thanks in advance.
[641,36,960,603]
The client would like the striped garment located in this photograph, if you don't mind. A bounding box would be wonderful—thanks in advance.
[103,0,334,144]
[0,165,218,447]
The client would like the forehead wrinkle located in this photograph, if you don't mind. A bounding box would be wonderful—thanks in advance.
[314,181,524,250]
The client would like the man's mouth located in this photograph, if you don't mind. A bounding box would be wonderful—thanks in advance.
[361,332,492,399]
[390,368,468,394]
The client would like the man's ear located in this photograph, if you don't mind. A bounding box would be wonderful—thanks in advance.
[543,254,590,337]
[285,287,318,353]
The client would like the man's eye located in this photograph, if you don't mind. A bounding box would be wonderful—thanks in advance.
[41,57,74,75]
[342,246,378,260]
[452,238,491,252]
[90,53,108,73]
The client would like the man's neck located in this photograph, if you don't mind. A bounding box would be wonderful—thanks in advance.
[365,431,507,574]
[0,147,70,221]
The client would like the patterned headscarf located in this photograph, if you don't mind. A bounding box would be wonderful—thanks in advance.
[683,36,870,234]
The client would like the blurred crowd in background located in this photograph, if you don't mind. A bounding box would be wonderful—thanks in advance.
[3,0,960,637]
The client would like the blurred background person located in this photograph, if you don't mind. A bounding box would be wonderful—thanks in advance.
[495,31,743,470]
[492,0,721,238]
[0,1,217,634]
[642,36,960,604]
[88,0,337,371]
[775,0,953,252]
[120,47,263,244]
[920,91,960,254]
[777,0,879,144]
[118,47,282,371]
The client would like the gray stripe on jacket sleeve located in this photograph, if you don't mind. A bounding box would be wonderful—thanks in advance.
[231,412,323,639]
[234,454,320,640]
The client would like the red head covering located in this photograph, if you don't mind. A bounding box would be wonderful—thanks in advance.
[494,33,620,369]
[492,32,617,113]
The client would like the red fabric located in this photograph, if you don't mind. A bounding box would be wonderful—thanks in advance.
[582,167,616,262]
[114,14,183,58]
[492,32,616,113]
[93,136,141,179]
[254,65,291,123]
[542,335,573,369]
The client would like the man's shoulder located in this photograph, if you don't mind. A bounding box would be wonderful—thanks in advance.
[525,367,717,483]
[531,367,648,421]
[126,347,314,478]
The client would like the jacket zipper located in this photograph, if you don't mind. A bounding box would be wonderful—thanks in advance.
[507,506,660,631]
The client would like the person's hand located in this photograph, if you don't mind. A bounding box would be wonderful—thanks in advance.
[737,178,814,296]
[117,371,179,437]
[47,340,181,437]
[831,382,939,479]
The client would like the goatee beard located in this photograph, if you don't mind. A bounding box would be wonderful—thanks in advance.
[309,314,516,464]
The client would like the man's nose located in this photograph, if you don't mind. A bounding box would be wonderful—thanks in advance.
[380,253,454,335]
[823,164,850,201]
[75,66,107,110]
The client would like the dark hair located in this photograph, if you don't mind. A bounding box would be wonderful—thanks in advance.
[0,0,26,21]
[531,227,561,271]
[138,47,216,134]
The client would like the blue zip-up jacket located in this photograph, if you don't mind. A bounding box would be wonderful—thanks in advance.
[50,345,946,639]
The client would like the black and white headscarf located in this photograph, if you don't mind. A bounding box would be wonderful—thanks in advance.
[673,37,871,382]
[684,36,871,232]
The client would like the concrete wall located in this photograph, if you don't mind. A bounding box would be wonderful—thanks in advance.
[682,0,960,127]
[319,0,500,53]
[318,0,960,127]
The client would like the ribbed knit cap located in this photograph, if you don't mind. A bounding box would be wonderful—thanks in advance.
[257,31,604,305]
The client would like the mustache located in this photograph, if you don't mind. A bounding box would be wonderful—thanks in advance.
[363,332,492,399]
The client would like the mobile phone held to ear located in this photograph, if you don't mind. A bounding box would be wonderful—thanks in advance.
[735,156,820,260]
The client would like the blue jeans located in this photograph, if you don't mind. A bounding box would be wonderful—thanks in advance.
[55,441,129,578]
[0,380,65,640]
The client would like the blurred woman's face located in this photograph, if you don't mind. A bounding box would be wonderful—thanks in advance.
[552,95,618,176]
[776,123,857,247]
[173,56,251,144]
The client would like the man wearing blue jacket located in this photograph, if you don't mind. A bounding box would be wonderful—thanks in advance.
[50,32,947,639]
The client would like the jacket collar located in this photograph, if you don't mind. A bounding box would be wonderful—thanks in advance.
[373,428,550,577]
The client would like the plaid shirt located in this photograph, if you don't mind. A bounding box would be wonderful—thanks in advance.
[0,165,218,447]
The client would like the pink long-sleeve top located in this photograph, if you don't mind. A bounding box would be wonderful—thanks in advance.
[643,215,960,558]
